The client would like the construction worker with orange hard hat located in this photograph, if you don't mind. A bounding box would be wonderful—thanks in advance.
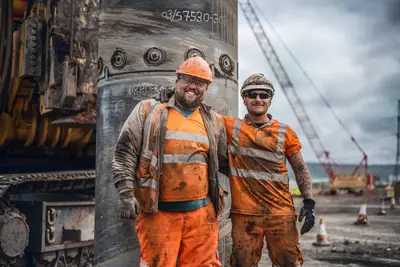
[112,56,229,266]
[154,73,315,266]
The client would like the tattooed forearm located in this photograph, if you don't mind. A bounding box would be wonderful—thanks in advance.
[288,152,312,199]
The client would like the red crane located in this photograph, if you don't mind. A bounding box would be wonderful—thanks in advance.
[239,0,373,191]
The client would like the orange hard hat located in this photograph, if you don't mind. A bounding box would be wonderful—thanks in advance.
[176,56,213,83]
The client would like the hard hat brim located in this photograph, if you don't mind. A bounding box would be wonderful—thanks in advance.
[176,70,213,83]
[241,85,274,96]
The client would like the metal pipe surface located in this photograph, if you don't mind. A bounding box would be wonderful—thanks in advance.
[95,1,238,266]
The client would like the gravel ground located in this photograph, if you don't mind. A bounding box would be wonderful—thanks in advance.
[221,191,400,267]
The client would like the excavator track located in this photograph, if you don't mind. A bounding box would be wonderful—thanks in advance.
[0,170,95,197]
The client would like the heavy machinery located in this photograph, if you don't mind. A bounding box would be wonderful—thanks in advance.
[1,0,98,266]
[1,0,237,266]
[239,0,375,194]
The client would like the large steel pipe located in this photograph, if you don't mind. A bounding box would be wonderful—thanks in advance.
[95,1,238,266]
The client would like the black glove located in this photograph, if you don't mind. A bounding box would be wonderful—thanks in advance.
[298,198,315,235]
[152,88,175,103]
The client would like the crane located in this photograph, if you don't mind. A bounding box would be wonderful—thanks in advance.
[239,0,373,191]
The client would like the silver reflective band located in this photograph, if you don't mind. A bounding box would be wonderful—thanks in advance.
[140,263,149,267]
[142,149,152,160]
[228,145,285,163]
[230,167,289,183]
[139,178,158,190]
[232,118,242,147]
[166,131,209,146]
[142,102,159,155]
[151,154,157,167]
[230,119,286,158]
[276,123,286,154]
[163,154,208,164]
[272,265,301,267]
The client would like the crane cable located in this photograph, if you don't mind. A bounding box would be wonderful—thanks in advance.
[252,0,365,154]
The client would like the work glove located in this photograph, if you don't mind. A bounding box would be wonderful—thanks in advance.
[152,88,175,103]
[298,198,315,235]
[119,191,140,220]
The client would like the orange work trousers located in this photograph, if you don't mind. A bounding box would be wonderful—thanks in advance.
[230,213,303,267]
[135,202,222,267]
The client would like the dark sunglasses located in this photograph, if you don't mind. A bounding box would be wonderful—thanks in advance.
[246,91,273,99]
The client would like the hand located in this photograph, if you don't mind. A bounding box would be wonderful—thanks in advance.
[119,194,140,220]
[298,198,315,235]
[152,88,175,103]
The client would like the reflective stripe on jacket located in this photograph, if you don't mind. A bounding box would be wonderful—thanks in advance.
[224,114,302,216]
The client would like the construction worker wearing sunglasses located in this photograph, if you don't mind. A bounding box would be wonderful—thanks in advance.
[225,73,314,267]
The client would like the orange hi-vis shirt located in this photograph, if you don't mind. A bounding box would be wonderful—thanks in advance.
[224,114,302,216]
[159,107,210,202]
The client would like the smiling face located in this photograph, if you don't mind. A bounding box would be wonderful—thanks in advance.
[243,89,273,116]
[175,74,209,109]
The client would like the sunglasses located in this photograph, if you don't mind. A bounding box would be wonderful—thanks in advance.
[246,91,273,99]
[178,74,209,87]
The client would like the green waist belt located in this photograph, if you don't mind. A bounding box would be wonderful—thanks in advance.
[158,196,211,212]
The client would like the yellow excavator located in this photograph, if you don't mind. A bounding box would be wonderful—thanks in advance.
[1,0,97,266]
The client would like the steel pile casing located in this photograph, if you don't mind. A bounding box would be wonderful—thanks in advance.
[95,0,238,266]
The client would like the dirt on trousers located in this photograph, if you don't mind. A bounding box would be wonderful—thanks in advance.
[220,193,400,267]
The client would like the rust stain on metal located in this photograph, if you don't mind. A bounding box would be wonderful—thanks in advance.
[75,107,97,125]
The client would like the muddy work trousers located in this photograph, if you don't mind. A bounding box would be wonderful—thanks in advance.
[136,202,222,267]
[230,213,303,267]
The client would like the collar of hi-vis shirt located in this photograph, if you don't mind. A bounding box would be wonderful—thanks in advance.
[174,104,198,117]
[167,93,199,115]
[244,113,274,128]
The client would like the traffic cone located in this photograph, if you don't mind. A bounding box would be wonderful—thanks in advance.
[312,218,331,247]
[390,197,396,210]
[377,198,386,215]
[354,199,368,225]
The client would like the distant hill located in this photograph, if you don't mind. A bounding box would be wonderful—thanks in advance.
[287,162,397,184]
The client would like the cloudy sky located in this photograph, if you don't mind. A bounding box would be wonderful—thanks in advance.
[237,0,400,165]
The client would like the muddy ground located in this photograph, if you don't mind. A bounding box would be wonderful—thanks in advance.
[221,191,400,267]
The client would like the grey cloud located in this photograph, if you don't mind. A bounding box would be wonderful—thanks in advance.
[238,0,400,164]
[387,0,400,24]
[359,115,396,136]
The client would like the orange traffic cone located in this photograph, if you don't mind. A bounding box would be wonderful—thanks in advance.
[377,198,386,215]
[390,198,396,210]
[312,218,331,247]
[354,199,368,225]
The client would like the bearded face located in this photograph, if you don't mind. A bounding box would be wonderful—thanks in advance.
[175,74,209,109]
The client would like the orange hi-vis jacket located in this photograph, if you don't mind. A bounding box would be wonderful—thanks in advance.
[159,107,209,202]
[112,94,228,214]
[224,114,302,216]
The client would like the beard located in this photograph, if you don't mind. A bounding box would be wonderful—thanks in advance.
[175,90,202,109]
